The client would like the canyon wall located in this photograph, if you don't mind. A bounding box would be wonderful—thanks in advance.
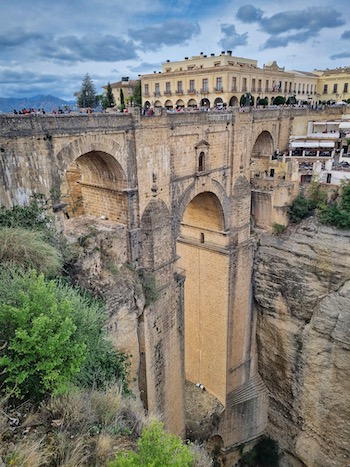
[254,218,350,466]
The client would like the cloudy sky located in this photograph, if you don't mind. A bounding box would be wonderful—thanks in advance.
[0,0,349,101]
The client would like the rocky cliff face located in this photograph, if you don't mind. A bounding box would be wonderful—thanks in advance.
[254,218,350,466]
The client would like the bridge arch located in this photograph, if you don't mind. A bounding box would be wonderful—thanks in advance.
[176,185,230,406]
[252,130,274,157]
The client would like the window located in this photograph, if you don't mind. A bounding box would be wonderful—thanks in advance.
[155,83,160,95]
[323,84,328,94]
[216,77,222,91]
[242,78,247,92]
[198,152,205,172]
[145,84,149,96]
[265,80,269,92]
[232,77,237,91]
[252,78,256,92]
[177,81,183,93]
[189,79,195,92]
[202,79,208,92]
[344,83,348,93]
[165,82,171,94]
[333,83,338,94]
[258,79,262,92]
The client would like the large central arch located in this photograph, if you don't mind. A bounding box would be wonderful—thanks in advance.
[177,191,229,405]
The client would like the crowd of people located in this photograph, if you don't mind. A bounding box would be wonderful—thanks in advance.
[13,105,71,115]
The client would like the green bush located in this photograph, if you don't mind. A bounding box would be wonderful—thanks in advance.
[0,270,86,400]
[0,194,51,231]
[288,193,310,223]
[0,269,130,400]
[272,223,286,235]
[109,420,194,466]
[319,182,350,229]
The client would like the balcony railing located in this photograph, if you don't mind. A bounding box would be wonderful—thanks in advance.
[154,92,161,97]
[257,88,262,93]
[164,90,172,95]
[231,86,237,92]
[200,88,209,93]
[242,87,247,92]
[214,87,224,92]
[175,90,183,95]
[251,87,256,93]
[187,89,196,94]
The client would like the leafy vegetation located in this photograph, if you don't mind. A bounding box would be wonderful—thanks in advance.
[288,181,350,230]
[76,73,99,108]
[109,420,194,467]
[240,93,254,106]
[272,223,286,235]
[273,95,286,105]
[288,193,310,223]
[0,267,130,402]
[239,436,281,466]
[132,80,142,107]
[102,82,116,109]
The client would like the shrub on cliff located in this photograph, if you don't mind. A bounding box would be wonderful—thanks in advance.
[288,193,310,223]
[108,420,194,466]
[0,268,130,400]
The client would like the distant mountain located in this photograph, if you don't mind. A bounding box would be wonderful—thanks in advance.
[0,95,76,113]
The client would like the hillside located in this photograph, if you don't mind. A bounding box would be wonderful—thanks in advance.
[0,95,75,113]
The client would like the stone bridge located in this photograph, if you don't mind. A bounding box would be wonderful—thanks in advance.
[0,107,339,453]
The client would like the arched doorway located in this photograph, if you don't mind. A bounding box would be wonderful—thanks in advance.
[229,95,239,107]
[200,98,210,109]
[214,97,224,108]
[177,192,228,405]
[176,99,185,109]
[154,100,162,108]
[164,99,173,109]
[187,98,198,109]
[60,151,128,223]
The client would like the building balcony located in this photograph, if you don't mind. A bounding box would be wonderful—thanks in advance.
[187,89,196,94]
[154,92,161,97]
[231,86,237,92]
[200,88,209,93]
[164,90,172,95]
[214,87,224,92]
[145,92,150,97]
[242,87,247,92]
[251,87,256,93]
[257,88,262,93]
[175,90,183,95]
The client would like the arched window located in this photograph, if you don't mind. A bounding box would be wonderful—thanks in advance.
[198,152,205,172]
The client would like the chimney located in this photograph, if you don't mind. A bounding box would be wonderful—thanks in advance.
[185,57,188,60]
[227,50,232,56]
[221,51,225,55]
[211,53,215,57]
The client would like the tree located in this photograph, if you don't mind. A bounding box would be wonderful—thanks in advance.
[119,88,125,111]
[77,73,98,108]
[273,95,286,106]
[240,93,254,107]
[109,420,194,466]
[132,80,142,107]
[104,82,115,109]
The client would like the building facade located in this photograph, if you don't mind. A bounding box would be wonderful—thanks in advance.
[103,77,138,109]
[314,67,350,103]
[140,51,318,109]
